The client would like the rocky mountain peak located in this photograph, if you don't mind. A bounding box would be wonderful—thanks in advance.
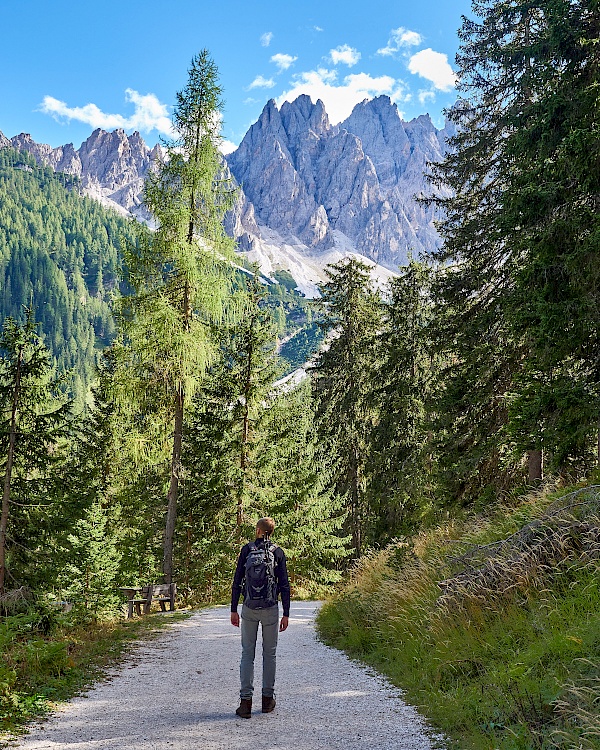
[2,127,156,218]
[1,94,453,284]
[226,95,451,267]
[341,96,411,188]
[280,95,330,139]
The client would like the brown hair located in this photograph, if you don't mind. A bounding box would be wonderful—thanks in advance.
[257,517,275,535]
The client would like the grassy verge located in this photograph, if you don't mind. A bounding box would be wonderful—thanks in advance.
[0,606,191,741]
[317,483,600,749]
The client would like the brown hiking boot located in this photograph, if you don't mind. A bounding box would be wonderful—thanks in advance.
[262,695,276,713]
[236,698,252,718]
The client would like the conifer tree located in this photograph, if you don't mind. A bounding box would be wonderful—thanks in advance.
[427,0,600,493]
[265,380,350,589]
[0,310,71,593]
[117,50,236,583]
[186,268,281,544]
[182,272,349,599]
[312,258,381,554]
[59,499,123,616]
[370,260,437,538]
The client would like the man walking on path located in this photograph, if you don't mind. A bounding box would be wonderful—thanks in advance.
[231,517,290,719]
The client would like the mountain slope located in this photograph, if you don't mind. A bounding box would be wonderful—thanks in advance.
[0,147,138,402]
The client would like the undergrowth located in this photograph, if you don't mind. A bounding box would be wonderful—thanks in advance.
[317,482,600,749]
[0,602,190,742]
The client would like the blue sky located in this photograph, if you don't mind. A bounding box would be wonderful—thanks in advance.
[0,0,472,152]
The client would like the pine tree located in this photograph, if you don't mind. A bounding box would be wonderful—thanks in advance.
[264,381,350,590]
[370,260,437,538]
[427,0,600,494]
[181,272,349,600]
[185,268,281,545]
[117,50,236,583]
[312,258,381,554]
[59,499,123,616]
[0,310,71,593]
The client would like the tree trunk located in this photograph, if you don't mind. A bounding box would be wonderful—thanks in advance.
[349,441,361,556]
[236,402,249,536]
[163,385,184,585]
[0,346,23,594]
[527,449,543,484]
[236,314,255,537]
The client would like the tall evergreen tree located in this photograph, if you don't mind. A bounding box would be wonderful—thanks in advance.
[185,268,281,548]
[0,311,71,593]
[312,258,381,554]
[427,0,600,496]
[370,260,437,539]
[117,50,236,583]
[264,381,350,589]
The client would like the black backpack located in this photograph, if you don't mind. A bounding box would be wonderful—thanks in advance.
[243,538,278,609]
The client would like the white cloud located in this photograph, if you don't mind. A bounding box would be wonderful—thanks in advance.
[271,53,297,72]
[377,27,423,56]
[244,97,259,105]
[314,25,324,32]
[247,75,276,90]
[260,32,273,47]
[278,68,405,125]
[408,49,456,91]
[418,90,436,104]
[40,89,173,136]
[329,44,361,67]
[219,139,237,155]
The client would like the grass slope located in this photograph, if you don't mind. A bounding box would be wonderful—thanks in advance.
[317,482,600,749]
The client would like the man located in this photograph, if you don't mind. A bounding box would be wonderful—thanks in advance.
[230,516,290,719]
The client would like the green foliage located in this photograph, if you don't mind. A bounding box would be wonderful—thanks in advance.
[116,50,238,583]
[369,260,439,540]
[58,500,123,616]
[0,312,73,592]
[427,0,600,497]
[312,258,382,554]
[0,605,190,734]
[0,147,136,404]
[279,322,323,372]
[181,273,349,600]
[264,381,350,592]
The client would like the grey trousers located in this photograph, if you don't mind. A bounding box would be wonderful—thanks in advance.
[240,604,279,699]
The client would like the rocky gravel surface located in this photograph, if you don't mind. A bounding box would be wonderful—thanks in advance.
[14,603,444,750]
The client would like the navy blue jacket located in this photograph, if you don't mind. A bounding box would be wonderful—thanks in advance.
[231,538,291,617]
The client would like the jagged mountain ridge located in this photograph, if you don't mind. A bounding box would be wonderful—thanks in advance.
[4,128,161,219]
[0,95,453,291]
[228,95,453,270]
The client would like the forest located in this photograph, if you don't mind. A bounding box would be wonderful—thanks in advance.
[1,0,599,746]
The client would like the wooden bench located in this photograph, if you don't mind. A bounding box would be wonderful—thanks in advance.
[120,584,177,618]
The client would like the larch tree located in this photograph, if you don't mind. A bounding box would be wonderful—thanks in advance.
[118,50,236,584]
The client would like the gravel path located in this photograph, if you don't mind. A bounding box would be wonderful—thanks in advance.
[14,603,443,750]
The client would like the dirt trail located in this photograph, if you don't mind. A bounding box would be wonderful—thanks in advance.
[15,603,443,750]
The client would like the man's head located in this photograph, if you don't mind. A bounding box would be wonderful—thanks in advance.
[256,517,275,538]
